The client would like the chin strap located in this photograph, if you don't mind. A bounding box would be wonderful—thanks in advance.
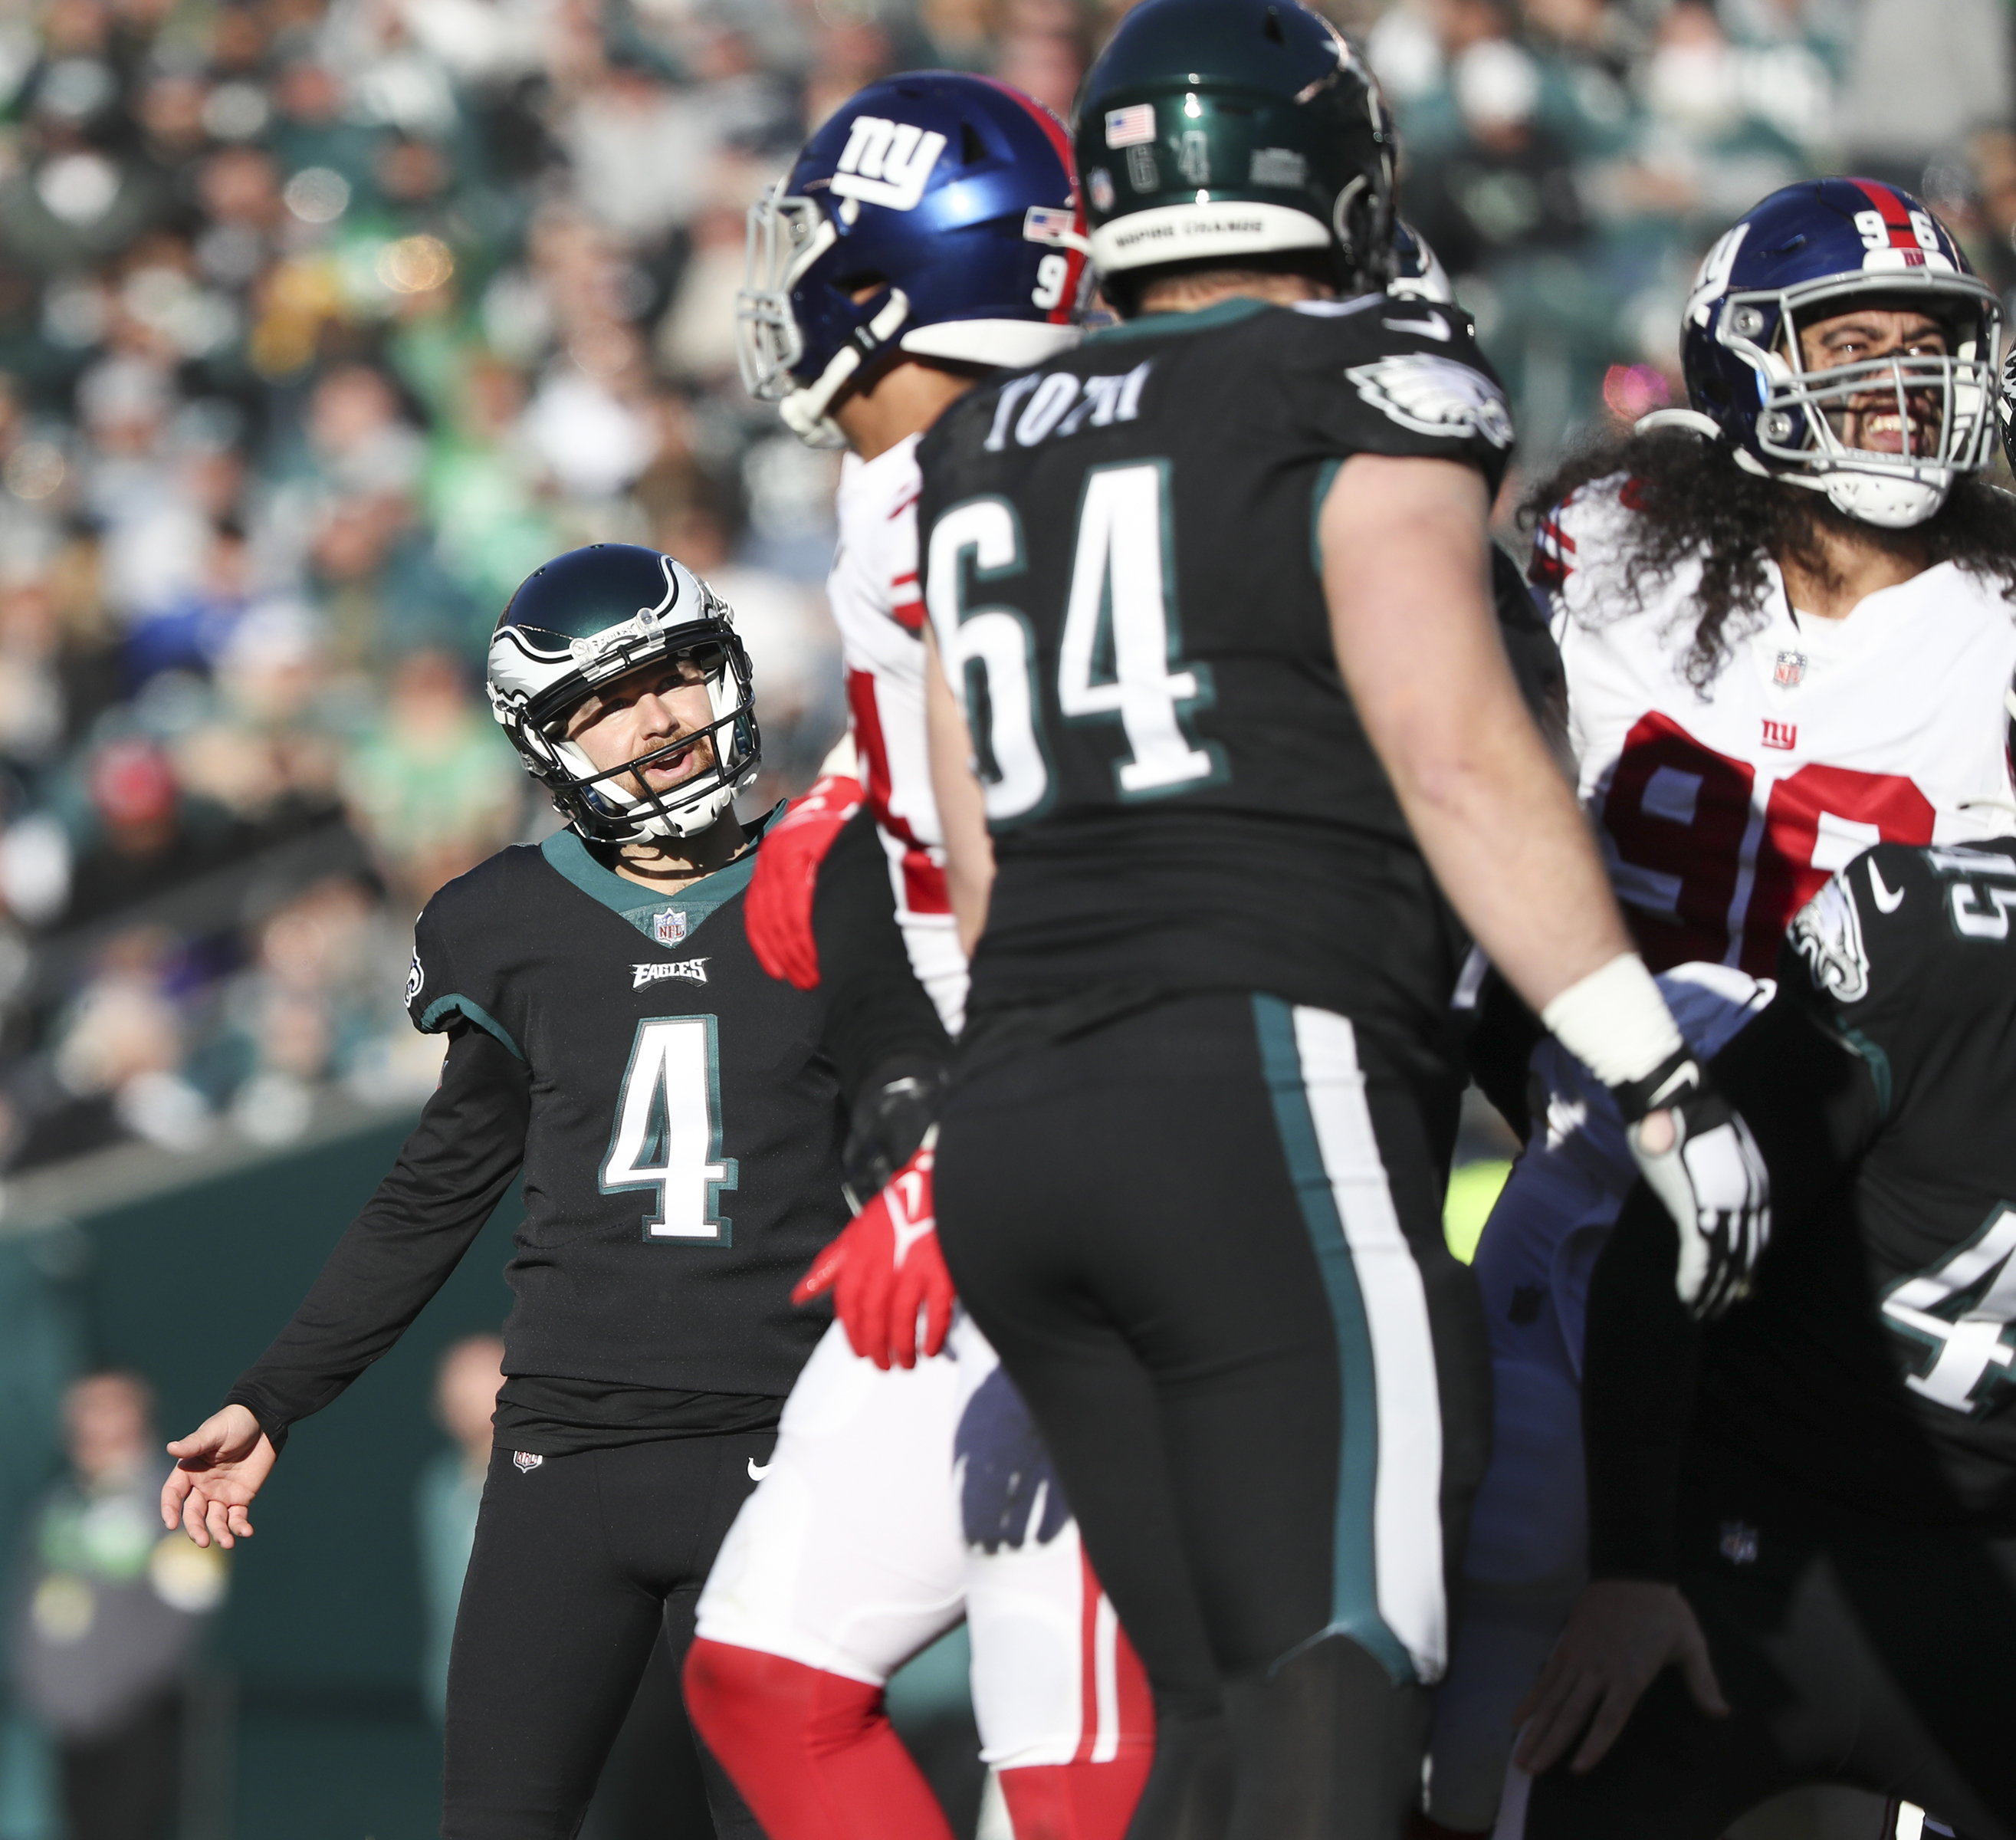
[779,289,911,448]
[1634,408,1725,440]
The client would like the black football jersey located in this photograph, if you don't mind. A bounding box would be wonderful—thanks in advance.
[1695,838,2016,1526]
[404,826,848,1401]
[227,820,848,1457]
[914,293,1517,1043]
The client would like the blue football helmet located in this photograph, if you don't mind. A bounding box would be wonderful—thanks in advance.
[738,73,1088,447]
[1666,178,2000,528]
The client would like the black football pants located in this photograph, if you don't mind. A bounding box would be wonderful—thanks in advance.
[58,1687,182,1840]
[936,992,1492,1840]
[1523,1456,2016,1840]
[442,1432,773,1840]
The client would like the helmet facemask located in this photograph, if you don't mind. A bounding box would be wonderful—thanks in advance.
[1716,276,2001,528]
[543,640,760,844]
[737,184,905,449]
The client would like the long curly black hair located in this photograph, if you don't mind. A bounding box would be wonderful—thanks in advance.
[1521,429,2016,691]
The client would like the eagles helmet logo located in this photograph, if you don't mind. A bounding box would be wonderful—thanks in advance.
[1346,354,1515,451]
[1791,872,1870,1004]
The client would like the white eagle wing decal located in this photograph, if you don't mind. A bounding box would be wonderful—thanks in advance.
[1345,354,1515,450]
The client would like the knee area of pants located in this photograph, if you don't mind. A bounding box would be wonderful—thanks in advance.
[683,1640,885,1747]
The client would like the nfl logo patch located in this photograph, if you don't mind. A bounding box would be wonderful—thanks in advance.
[513,1451,543,1474]
[1718,1520,1758,1566]
[652,909,688,946]
[1774,649,1807,688]
[1088,167,1115,214]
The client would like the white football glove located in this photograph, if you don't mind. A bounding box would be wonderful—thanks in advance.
[1617,1052,1772,1319]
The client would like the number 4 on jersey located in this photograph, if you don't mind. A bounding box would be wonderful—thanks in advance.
[602,1016,738,1242]
[1880,1204,2016,1414]
[1059,463,1221,797]
[929,461,1223,822]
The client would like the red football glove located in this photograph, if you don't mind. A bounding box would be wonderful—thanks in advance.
[744,772,863,989]
[793,1138,953,1370]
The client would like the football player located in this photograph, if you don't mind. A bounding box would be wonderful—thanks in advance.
[159,546,844,1840]
[1430,179,2016,1835]
[679,74,1157,1840]
[914,0,1767,1830]
[1504,830,2016,1840]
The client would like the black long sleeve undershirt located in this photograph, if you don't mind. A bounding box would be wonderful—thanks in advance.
[811,805,953,1107]
[225,1024,530,1451]
[1582,992,1880,1579]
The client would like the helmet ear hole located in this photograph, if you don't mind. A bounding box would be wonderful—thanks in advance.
[1262,5,1285,43]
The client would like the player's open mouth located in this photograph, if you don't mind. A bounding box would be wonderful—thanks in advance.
[1844,407,1936,455]
[635,737,706,791]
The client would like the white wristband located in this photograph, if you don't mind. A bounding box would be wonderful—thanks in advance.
[1540,953,1685,1089]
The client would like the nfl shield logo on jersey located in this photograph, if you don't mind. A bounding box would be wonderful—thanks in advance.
[1774,650,1808,688]
[652,909,688,946]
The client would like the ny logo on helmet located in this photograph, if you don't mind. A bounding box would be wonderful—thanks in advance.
[832,117,947,212]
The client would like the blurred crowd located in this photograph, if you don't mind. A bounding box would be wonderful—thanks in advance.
[0,0,2011,1175]
[1370,0,2016,471]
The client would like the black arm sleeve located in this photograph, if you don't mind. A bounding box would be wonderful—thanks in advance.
[223,1024,530,1450]
[1462,968,1544,1144]
[811,805,956,1202]
[1582,991,1883,1578]
[812,804,954,1106]
[1584,1181,1700,1580]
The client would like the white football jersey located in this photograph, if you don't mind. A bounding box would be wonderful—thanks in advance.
[830,433,951,928]
[1536,476,2016,975]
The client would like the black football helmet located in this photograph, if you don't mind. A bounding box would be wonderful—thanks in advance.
[1072,0,1397,307]
[487,544,760,845]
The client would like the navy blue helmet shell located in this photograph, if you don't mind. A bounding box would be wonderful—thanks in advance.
[739,73,1088,445]
[1675,177,2000,527]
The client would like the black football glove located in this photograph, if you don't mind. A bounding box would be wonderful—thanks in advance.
[841,1060,947,1214]
[1613,1048,1771,1319]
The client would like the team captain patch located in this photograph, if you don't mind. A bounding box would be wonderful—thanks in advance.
[1345,353,1515,450]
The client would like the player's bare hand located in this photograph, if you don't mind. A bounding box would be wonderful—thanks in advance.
[1512,1580,1726,1776]
[793,1138,953,1369]
[162,1404,276,1549]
